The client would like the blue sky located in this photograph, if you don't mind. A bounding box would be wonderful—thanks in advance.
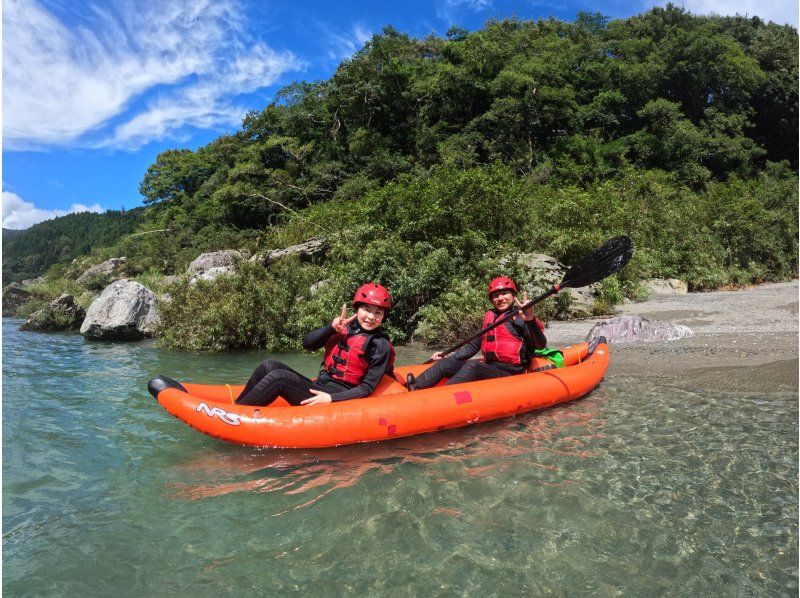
[3,0,798,229]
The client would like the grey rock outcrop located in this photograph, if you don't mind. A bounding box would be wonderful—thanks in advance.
[497,252,599,318]
[253,237,328,266]
[187,250,243,276]
[80,279,157,341]
[76,258,128,290]
[2,285,32,316]
[20,294,85,332]
[587,315,694,344]
[20,277,45,287]
[190,266,235,285]
[643,278,689,296]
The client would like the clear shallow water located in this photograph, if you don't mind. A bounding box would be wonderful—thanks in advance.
[3,319,797,596]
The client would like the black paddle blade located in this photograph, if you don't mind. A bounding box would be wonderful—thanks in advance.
[561,235,633,289]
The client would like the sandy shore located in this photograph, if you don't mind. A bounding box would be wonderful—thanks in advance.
[543,280,799,393]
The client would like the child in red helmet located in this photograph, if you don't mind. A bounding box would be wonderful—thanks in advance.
[406,276,547,390]
[235,283,396,406]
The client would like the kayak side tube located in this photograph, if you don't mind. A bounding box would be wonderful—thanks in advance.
[149,339,609,448]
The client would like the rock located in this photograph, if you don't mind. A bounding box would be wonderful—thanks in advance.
[2,285,32,317]
[187,250,243,276]
[162,274,185,286]
[20,294,85,332]
[498,252,563,288]
[643,278,688,296]
[310,279,331,295]
[564,287,598,318]
[498,251,600,319]
[80,279,158,341]
[587,315,694,344]
[20,277,45,287]
[76,258,128,290]
[254,238,328,266]
[189,266,235,285]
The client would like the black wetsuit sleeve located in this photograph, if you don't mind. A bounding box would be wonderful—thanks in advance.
[328,337,393,402]
[449,334,482,361]
[302,323,336,351]
[527,317,547,350]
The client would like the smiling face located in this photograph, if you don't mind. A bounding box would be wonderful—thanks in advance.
[355,303,386,330]
[489,289,516,311]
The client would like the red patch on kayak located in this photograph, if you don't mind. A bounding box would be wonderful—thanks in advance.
[387,424,397,435]
[454,391,472,404]
[378,417,388,425]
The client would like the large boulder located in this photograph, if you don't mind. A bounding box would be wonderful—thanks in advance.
[252,238,328,266]
[2,285,32,317]
[497,252,599,318]
[187,250,243,277]
[20,294,85,332]
[643,278,689,296]
[587,315,694,344]
[76,257,128,290]
[80,279,158,341]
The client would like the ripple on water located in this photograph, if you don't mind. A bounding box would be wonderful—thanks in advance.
[3,320,798,596]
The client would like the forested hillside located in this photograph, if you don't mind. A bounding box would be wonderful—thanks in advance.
[8,6,798,351]
[3,208,145,283]
[139,7,796,233]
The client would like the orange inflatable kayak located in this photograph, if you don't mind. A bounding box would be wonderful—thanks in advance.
[148,337,609,448]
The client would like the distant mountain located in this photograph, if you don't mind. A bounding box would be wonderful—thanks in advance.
[3,208,145,284]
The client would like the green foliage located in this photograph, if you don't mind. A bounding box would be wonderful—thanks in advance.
[130,9,796,238]
[2,208,144,283]
[413,281,487,346]
[157,258,324,352]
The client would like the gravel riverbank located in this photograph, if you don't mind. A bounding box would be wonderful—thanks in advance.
[544,280,799,393]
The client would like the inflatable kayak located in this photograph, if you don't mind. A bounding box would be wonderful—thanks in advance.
[148,337,609,448]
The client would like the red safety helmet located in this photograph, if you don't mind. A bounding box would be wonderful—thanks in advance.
[353,283,392,310]
[487,276,518,296]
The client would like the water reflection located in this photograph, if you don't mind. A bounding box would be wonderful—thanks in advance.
[164,396,607,513]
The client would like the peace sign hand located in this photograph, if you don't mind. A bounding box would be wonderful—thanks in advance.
[332,303,357,332]
[514,292,535,321]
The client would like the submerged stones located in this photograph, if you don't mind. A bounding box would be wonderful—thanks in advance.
[587,315,694,344]
[80,279,158,341]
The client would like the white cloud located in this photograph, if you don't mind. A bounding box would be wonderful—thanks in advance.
[324,24,374,61]
[444,0,492,9]
[436,0,493,23]
[2,191,104,230]
[3,0,303,150]
[654,0,798,26]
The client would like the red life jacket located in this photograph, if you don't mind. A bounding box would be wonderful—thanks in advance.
[322,328,395,385]
[480,310,528,366]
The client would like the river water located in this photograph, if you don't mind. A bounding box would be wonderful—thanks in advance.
[3,318,797,596]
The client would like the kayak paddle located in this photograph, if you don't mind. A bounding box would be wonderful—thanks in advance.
[424,235,634,363]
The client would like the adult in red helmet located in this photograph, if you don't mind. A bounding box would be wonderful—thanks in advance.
[235,283,396,406]
[406,276,546,390]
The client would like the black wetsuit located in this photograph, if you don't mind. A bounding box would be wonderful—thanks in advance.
[411,310,547,389]
[235,321,393,406]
